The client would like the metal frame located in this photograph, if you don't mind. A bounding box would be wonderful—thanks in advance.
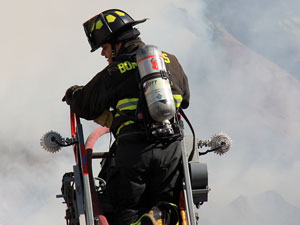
[181,138,198,225]
[70,111,94,225]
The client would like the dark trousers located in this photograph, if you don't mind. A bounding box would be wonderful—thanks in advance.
[106,136,182,225]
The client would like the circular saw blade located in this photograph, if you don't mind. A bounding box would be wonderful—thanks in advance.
[211,132,232,155]
[40,130,62,153]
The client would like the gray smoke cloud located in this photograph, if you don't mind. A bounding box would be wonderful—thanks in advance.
[1,0,300,224]
[204,0,300,77]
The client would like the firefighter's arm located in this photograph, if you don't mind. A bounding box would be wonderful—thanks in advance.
[62,71,111,120]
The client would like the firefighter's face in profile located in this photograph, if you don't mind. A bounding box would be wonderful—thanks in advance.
[101,43,113,64]
[101,43,122,64]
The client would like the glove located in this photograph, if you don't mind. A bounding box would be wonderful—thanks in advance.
[62,85,83,105]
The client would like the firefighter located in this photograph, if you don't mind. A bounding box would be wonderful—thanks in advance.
[63,9,190,225]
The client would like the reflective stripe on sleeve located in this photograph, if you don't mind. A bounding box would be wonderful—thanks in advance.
[173,94,183,108]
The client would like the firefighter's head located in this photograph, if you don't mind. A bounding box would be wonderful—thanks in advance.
[83,9,147,62]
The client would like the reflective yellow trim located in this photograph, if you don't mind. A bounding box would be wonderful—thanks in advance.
[169,203,180,225]
[116,98,139,109]
[90,20,103,32]
[115,98,139,118]
[106,14,116,23]
[90,23,95,32]
[95,20,103,30]
[173,94,183,108]
[72,86,83,95]
[115,11,125,16]
[130,213,147,225]
[117,120,134,134]
[123,105,137,110]
[130,203,179,225]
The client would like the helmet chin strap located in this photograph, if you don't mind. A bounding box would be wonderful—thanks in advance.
[110,41,117,62]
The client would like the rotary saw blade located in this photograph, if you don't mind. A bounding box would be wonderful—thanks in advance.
[40,130,63,153]
[210,132,232,155]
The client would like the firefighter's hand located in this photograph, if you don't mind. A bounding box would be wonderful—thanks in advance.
[62,85,83,105]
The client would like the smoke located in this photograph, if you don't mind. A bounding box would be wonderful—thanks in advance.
[204,0,300,77]
[175,1,300,223]
[149,0,300,223]
[1,0,300,224]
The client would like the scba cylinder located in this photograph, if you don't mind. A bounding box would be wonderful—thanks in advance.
[136,45,176,122]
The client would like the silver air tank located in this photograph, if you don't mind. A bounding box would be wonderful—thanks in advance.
[136,45,176,122]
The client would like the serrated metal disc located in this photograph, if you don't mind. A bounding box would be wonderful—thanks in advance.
[40,130,62,153]
[211,132,232,155]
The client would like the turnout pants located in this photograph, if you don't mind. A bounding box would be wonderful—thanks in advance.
[106,135,182,225]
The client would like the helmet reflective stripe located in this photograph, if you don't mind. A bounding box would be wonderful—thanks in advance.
[90,20,103,32]
[173,94,183,108]
[114,10,125,16]
[106,14,117,23]
[105,10,126,23]
[100,12,113,33]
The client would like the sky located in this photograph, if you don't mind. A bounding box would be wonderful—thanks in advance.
[1,0,300,224]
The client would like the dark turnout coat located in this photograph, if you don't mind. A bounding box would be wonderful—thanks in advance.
[69,39,190,137]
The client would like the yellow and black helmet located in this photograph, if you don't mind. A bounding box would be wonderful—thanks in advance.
[83,9,147,52]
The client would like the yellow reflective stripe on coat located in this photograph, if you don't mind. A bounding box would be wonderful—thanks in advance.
[116,98,139,110]
[115,98,138,134]
[115,98,139,117]
[116,120,135,134]
[173,94,183,108]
